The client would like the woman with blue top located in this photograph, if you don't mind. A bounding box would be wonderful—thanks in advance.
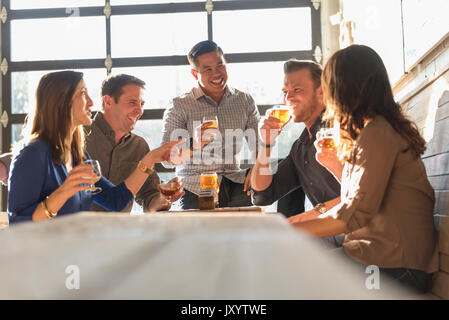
[8,70,182,223]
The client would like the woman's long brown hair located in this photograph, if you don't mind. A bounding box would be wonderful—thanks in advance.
[16,71,86,165]
[322,45,426,162]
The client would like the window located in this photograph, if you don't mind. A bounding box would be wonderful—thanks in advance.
[111,13,207,58]
[1,0,321,210]
[11,17,106,61]
[213,8,312,53]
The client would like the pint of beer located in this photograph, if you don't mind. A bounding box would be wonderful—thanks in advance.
[267,105,291,125]
[318,128,338,150]
[202,116,219,129]
[201,172,218,190]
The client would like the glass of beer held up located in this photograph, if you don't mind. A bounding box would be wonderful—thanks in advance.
[202,115,218,129]
[266,105,291,125]
[318,127,338,150]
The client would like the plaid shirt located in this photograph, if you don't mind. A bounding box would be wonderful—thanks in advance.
[162,86,260,195]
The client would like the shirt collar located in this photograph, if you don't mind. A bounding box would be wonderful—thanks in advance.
[299,112,325,143]
[191,85,234,101]
[92,112,131,143]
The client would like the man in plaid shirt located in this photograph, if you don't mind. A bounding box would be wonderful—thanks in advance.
[162,40,260,209]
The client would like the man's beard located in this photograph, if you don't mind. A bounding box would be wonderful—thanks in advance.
[293,98,318,123]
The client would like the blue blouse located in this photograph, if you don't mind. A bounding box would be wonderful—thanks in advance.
[7,139,133,224]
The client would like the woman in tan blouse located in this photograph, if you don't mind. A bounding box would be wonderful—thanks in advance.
[293,45,438,293]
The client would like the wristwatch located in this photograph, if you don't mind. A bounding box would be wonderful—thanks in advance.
[314,203,327,214]
[138,161,154,175]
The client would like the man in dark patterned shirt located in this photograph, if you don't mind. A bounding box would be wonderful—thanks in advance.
[251,60,342,245]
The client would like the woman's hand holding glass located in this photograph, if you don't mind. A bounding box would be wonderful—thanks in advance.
[56,164,99,199]
[83,159,102,195]
[314,128,343,182]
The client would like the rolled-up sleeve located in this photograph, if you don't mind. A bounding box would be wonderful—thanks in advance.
[252,156,301,206]
[136,169,161,212]
[331,126,398,233]
[162,99,188,144]
[244,94,260,156]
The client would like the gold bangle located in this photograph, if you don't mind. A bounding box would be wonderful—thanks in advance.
[138,161,154,175]
[41,196,57,219]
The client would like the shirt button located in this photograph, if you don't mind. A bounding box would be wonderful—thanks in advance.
[305,160,308,164]
[309,182,313,185]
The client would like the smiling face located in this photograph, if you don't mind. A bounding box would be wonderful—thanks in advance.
[103,83,145,140]
[282,68,324,127]
[71,79,94,127]
[191,51,228,102]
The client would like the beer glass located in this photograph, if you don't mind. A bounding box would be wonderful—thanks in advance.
[200,172,218,190]
[266,105,291,125]
[202,115,218,129]
[83,159,102,195]
[318,127,338,150]
[200,116,219,144]
[159,180,178,203]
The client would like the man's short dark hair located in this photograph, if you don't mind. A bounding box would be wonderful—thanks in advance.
[187,40,224,69]
[283,59,323,89]
[101,74,145,107]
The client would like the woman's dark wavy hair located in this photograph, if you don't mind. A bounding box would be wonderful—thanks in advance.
[322,44,426,161]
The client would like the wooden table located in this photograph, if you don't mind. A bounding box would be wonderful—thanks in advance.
[0,210,407,299]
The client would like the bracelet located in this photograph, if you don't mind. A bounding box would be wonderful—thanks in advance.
[41,196,57,219]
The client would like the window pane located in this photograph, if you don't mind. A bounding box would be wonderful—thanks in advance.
[213,8,311,53]
[11,0,104,9]
[342,0,404,83]
[111,13,207,58]
[11,17,106,61]
[133,120,164,150]
[226,61,285,105]
[12,69,107,115]
[402,0,449,71]
[12,124,25,145]
[111,66,196,109]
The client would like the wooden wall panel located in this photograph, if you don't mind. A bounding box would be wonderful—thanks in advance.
[440,253,449,274]
[438,215,449,256]
[423,118,449,158]
[432,271,449,299]
[434,191,449,216]
[422,152,449,177]
[428,175,449,191]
